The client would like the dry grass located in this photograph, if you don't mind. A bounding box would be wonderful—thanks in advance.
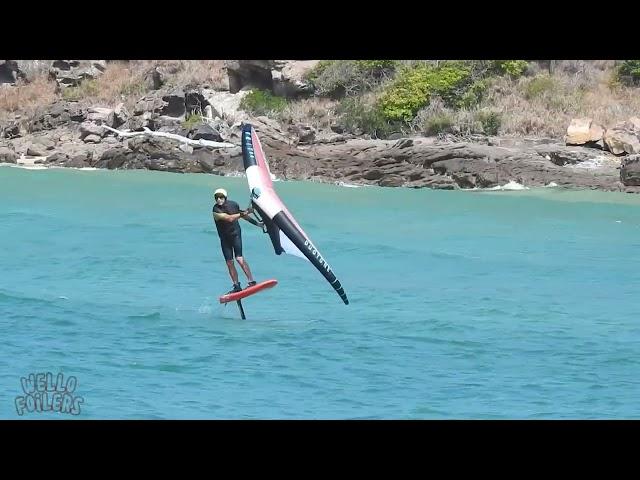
[163,60,228,90]
[0,75,57,123]
[56,60,228,110]
[57,61,152,108]
[277,97,340,129]
[0,60,231,128]
[478,64,640,137]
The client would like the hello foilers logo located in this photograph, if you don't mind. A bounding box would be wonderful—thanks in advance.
[15,372,84,416]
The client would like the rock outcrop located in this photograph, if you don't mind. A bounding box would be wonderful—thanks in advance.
[621,155,640,186]
[603,120,640,155]
[565,117,605,148]
[225,60,317,97]
[0,146,18,163]
[29,101,86,132]
[49,60,107,88]
[0,60,25,85]
[3,68,640,194]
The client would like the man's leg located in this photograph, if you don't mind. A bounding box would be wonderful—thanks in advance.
[232,234,255,284]
[236,256,254,284]
[226,259,240,285]
[222,239,241,291]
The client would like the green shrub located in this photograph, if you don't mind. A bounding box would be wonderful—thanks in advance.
[182,114,203,130]
[354,60,397,74]
[475,110,501,135]
[458,79,489,109]
[524,75,556,100]
[617,60,640,86]
[304,60,335,82]
[240,89,287,116]
[336,97,393,138]
[61,79,99,101]
[307,60,397,98]
[377,61,473,122]
[424,113,454,135]
[493,60,529,78]
[120,80,147,97]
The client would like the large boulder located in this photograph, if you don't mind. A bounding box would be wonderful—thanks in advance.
[225,60,275,94]
[49,60,106,88]
[127,113,153,131]
[201,90,250,122]
[565,118,605,148]
[30,101,86,132]
[0,146,17,163]
[26,137,55,156]
[127,135,184,160]
[27,145,46,157]
[225,60,317,97]
[272,60,319,97]
[107,103,129,129]
[0,60,25,85]
[144,66,164,90]
[65,152,93,168]
[86,107,116,126]
[95,147,147,170]
[627,116,640,132]
[79,122,105,139]
[1,122,20,139]
[603,120,640,155]
[83,134,102,144]
[184,89,210,116]
[188,123,223,142]
[45,152,70,164]
[134,89,186,118]
[621,154,640,186]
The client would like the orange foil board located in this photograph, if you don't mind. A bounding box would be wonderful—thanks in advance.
[219,279,278,304]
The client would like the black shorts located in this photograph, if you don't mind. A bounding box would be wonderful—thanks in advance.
[220,233,242,261]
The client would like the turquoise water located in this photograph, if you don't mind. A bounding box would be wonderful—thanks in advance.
[2,165,640,419]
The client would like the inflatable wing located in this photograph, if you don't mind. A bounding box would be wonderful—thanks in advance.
[241,123,349,305]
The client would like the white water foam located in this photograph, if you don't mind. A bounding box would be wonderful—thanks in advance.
[569,155,617,170]
[1,163,48,170]
[222,171,246,178]
[335,181,363,188]
[488,181,529,191]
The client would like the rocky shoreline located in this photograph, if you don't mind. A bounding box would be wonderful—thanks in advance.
[2,60,640,193]
[1,109,638,194]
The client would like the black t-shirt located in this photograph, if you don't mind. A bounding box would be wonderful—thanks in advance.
[213,200,241,238]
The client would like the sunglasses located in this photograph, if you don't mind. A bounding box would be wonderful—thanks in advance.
[214,194,225,199]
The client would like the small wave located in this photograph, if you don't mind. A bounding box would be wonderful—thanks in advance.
[198,304,213,314]
[430,250,482,261]
[568,156,612,170]
[545,182,559,188]
[0,290,60,306]
[127,312,161,320]
[1,163,49,170]
[223,171,246,178]
[335,181,362,188]
[489,181,529,191]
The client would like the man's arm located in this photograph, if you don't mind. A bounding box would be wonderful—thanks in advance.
[213,212,243,222]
